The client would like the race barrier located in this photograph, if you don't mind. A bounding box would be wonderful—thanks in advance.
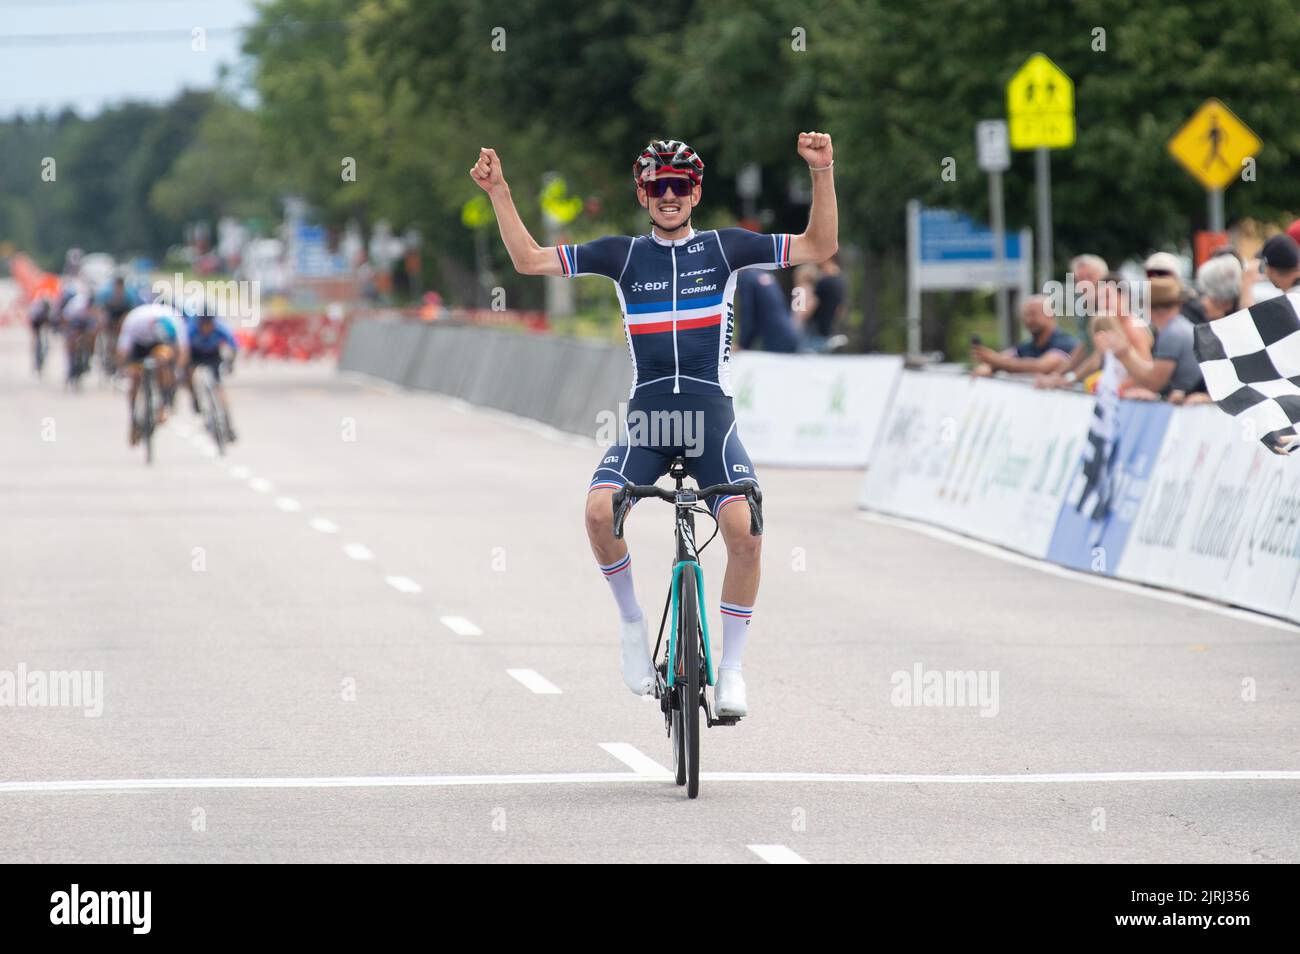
[340,318,630,441]
[860,371,1300,625]
[341,316,1300,619]
[339,317,902,465]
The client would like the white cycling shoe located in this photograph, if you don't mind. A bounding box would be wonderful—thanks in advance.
[714,667,748,717]
[619,616,655,696]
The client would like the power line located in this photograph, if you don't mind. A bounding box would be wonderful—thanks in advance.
[0,21,349,47]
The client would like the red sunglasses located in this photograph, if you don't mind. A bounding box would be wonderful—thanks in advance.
[642,177,696,198]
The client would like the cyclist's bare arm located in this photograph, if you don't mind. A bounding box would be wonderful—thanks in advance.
[470,147,564,276]
[787,132,838,266]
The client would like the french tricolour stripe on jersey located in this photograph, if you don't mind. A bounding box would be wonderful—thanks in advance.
[774,233,791,267]
[720,601,753,619]
[557,245,579,276]
[626,294,723,336]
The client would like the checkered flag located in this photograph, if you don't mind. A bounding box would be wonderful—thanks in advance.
[1194,293,1300,454]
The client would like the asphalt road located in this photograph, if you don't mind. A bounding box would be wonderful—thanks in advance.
[1,326,1297,863]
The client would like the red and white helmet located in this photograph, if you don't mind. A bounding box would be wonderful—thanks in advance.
[632,139,704,186]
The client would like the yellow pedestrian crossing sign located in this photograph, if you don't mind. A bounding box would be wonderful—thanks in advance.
[1167,98,1260,191]
[1006,53,1075,150]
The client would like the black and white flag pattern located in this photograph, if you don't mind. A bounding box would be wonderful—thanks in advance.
[1072,350,1122,521]
[1194,291,1300,454]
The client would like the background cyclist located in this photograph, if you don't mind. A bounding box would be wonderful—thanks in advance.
[115,301,189,446]
[184,309,239,443]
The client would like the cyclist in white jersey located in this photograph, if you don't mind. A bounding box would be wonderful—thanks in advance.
[471,133,837,716]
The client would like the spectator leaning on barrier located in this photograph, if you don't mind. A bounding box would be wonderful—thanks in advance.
[736,268,800,353]
[1037,270,1153,392]
[971,294,1077,377]
[1197,251,1246,321]
[1069,253,1108,319]
[1095,275,1203,403]
[1146,250,1206,324]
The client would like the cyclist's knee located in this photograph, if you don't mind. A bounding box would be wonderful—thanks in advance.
[720,506,761,562]
[585,489,616,540]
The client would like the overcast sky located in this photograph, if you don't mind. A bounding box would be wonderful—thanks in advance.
[0,0,258,118]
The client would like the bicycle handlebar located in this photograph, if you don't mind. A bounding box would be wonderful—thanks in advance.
[611,481,763,540]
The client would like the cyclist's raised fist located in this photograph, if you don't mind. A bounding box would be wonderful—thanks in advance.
[797,131,833,168]
[470,147,505,193]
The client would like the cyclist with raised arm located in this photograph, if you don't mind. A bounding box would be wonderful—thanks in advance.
[116,301,189,446]
[470,133,837,716]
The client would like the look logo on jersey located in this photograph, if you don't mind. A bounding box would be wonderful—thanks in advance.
[562,225,792,514]
[557,226,792,398]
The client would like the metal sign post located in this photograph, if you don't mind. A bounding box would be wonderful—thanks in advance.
[977,120,1011,346]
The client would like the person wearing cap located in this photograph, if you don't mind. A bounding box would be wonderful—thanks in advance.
[1145,250,1206,324]
[971,294,1077,377]
[1260,234,1300,299]
[1093,275,1203,403]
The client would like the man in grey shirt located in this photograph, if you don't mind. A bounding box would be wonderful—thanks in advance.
[1093,275,1204,402]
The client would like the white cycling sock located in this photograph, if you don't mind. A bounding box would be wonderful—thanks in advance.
[599,553,642,622]
[719,602,753,670]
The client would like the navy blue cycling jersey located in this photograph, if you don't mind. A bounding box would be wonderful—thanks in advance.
[558,227,793,398]
[186,316,239,357]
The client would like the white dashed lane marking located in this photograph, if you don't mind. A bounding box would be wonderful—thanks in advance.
[507,669,562,694]
[439,616,483,636]
[385,576,423,594]
[343,544,375,562]
[248,477,274,493]
[748,844,809,864]
[598,743,671,778]
[309,518,339,534]
[274,497,302,512]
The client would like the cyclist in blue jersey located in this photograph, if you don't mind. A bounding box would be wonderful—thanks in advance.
[471,133,837,715]
[184,311,239,442]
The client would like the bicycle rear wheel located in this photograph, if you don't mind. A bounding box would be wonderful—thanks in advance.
[679,567,701,799]
[140,371,155,465]
[201,372,226,455]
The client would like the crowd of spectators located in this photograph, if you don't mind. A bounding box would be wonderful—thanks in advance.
[968,221,1300,404]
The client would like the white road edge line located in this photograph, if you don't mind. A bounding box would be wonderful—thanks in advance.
[343,543,374,561]
[439,616,483,636]
[506,669,562,694]
[859,511,1300,634]
[385,576,423,594]
[748,844,810,864]
[309,518,340,534]
[4,770,1298,795]
[599,743,672,778]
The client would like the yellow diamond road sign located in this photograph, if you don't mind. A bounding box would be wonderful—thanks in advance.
[1006,53,1075,150]
[1167,98,1261,191]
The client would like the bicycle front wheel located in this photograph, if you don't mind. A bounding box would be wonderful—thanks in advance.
[679,567,701,799]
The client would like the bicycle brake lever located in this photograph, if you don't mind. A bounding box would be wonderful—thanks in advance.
[611,488,632,540]
[747,486,764,537]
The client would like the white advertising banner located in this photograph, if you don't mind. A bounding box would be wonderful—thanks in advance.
[1118,404,1300,618]
[860,372,1095,558]
[730,353,903,468]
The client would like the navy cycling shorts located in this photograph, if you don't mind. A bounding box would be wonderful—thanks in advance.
[588,393,758,516]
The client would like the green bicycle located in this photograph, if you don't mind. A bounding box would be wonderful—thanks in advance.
[612,457,762,799]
